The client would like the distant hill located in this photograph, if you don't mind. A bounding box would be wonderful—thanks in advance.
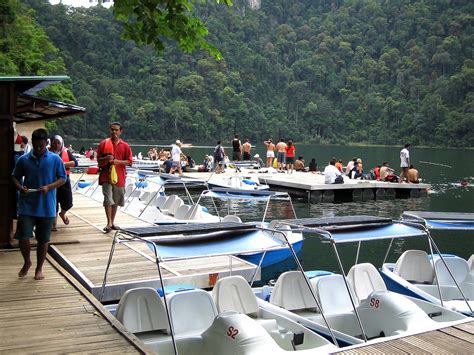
[20,0,474,147]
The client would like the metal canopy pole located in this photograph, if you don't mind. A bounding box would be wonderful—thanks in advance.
[258,224,340,348]
[355,241,361,265]
[277,222,369,343]
[382,238,395,265]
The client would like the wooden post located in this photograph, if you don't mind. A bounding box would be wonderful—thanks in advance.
[0,82,15,246]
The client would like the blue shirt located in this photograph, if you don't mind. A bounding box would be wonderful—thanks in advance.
[12,150,67,218]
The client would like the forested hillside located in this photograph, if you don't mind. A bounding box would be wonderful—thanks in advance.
[18,0,474,146]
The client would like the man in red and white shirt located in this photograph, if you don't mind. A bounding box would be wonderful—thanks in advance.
[97,122,132,232]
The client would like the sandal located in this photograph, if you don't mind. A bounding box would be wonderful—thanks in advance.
[103,226,112,233]
[51,227,58,232]
[111,225,121,230]
[59,213,70,225]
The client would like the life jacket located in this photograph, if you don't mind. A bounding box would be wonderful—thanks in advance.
[61,149,71,175]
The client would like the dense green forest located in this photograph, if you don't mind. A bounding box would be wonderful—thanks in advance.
[4,0,474,146]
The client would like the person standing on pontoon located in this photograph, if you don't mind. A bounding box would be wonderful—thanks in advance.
[97,122,133,233]
[263,139,275,167]
[232,134,242,161]
[276,139,287,171]
[169,140,184,176]
[242,139,252,161]
[400,143,411,183]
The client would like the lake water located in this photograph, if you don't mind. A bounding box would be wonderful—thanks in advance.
[73,140,473,275]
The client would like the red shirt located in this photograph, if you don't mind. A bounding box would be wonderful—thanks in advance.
[286,145,296,158]
[97,138,132,187]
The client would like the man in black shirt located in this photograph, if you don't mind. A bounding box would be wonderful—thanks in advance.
[232,134,242,161]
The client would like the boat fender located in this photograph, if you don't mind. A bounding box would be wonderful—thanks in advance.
[201,206,209,213]
[242,179,257,185]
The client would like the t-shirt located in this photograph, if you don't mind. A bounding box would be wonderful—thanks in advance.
[324,164,342,184]
[171,144,182,162]
[400,148,410,168]
[345,161,355,174]
[285,145,296,158]
[97,138,132,187]
[13,150,67,218]
[232,138,241,152]
[335,162,343,172]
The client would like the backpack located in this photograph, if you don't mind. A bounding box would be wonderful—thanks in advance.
[214,145,224,161]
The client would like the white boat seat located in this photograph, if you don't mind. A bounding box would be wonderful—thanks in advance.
[167,289,217,336]
[434,257,469,286]
[154,195,167,209]
[139,191,156,205]
[468,255,474,271]
[175,205,190,220]
[115,287,169,334]
[168,198,184,216]
[222,215,242,223]
[124,184,134,199]
[160,195,178,212]
[185,204,204,221]
[312,274,358,315]
[268,220,291,239]
[394,250,434,284]
[212,275,259,315]
[347,263,387,302]
[270,271,318,311]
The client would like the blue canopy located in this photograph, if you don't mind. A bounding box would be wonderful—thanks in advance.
[321,223,426,244]
[403,211,474,231]
[148,229,287,260]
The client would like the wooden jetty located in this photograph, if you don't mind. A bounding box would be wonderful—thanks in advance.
[0,250,147,354]
[48,192,259,302]
[180,170,430,203]
[335,321,474,354]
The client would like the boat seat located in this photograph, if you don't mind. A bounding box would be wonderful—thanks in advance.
[270,271,318,311]
[115,287,169,334]
[154,195,167,210]
[434,257,470,286]
[213,275,259,316]
[184,204,204,221]
[139,191,156,205]
[167,289,217,336]
[168,198,184,216]
[160,195,178,213]
[175,205,190,220]
[222,215,242,223]
[468,255,474,271]
[312,274,358,316]
[124,184,134,199]
[347,263,387,303]
[394,250,434,284]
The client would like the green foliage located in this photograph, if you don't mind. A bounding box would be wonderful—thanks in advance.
[19,0,474,147]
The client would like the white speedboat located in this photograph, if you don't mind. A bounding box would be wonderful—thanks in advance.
[379,211,474,316]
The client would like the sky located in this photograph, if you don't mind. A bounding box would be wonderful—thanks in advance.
[49,0,113,8]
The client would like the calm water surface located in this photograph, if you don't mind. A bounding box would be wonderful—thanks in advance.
[73,140,473,275]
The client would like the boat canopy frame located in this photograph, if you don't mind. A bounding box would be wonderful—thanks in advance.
[99,223,342,354]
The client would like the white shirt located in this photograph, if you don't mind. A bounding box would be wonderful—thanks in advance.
[324,164,342,184]
[400,148,410,167]
[171,145,182,162]
[345,160,354,174]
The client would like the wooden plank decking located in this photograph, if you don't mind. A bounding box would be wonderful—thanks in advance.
[50,192,258,301]
[0,251,147,354]
[334,321,474,354]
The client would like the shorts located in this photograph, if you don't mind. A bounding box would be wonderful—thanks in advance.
[15,215,54,243]
[242,152,251,161]
[232,152,241,161]
[57,177,73,212]
[171,161,181,168]
[286,156,295,164]
[277,152,285,163]
[102,183,125,207]
[266,151,275,158]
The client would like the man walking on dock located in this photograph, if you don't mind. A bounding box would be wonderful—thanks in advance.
[12,129,66,280]
[97,122,132,233]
